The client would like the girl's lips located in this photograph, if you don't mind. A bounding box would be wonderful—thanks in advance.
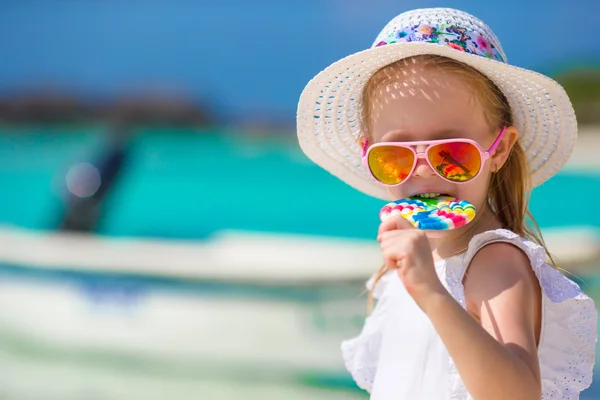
[409,191,453,198]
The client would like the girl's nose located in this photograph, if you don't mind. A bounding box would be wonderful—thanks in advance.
[412,152,436,178]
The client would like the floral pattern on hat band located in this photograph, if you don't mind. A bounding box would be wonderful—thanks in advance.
[375,24,505,63]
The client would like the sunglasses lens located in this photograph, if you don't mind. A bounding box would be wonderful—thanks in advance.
[368,146,415,185]
[428,142,481,182]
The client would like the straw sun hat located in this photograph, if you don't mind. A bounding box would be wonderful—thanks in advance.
[296,8,577,200]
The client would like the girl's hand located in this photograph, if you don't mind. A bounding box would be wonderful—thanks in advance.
[377,215,448,310]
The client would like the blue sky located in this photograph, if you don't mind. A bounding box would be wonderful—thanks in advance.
[0,0,598,122]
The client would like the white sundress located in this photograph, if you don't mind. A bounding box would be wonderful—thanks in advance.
[341,229,597,399]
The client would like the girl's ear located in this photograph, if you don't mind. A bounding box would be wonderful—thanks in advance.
[491,126,519,171]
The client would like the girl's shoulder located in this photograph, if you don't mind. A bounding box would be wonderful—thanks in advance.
[457,228,595,310]
[454,229,598,395]
[462,228,543,268]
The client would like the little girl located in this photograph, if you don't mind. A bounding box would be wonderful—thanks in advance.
[296,7,597,400]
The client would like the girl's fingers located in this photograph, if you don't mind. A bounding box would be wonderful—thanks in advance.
[380,233,408,268]
[378,225,412,243]
[378,230,405,249]
[384,252,407,270]
[377,215,415,240]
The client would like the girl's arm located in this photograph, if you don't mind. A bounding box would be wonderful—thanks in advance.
[423,242,542,400]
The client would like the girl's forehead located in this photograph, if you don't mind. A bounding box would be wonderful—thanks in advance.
[380,128,472,142]
[367,67,490,143]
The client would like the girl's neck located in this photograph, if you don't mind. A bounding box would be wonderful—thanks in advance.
[429,203,503,262]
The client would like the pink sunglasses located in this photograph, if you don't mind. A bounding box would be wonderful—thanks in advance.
[361,127,506,186]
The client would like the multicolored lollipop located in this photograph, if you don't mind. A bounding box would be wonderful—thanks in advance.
[379,196,476,230]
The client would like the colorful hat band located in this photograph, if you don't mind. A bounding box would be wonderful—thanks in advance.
[374,23,505,63]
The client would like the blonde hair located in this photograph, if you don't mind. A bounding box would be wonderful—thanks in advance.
[362,55,555,312]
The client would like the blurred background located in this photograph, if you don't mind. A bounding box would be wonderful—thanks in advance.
[0,0,599,399]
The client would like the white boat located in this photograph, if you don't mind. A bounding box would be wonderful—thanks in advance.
[0,225,597,399]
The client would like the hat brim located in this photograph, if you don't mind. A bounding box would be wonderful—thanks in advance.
[296,41,577,201]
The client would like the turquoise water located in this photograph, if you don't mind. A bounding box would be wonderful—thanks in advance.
[96,131,382,238]
[95,130,600,238]
[0,127,598,237]
[531,172,600,229]
[0,126,108,230]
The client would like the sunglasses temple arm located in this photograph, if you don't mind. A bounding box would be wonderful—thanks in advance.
[361,138,369,158]
[487,125,507,155]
